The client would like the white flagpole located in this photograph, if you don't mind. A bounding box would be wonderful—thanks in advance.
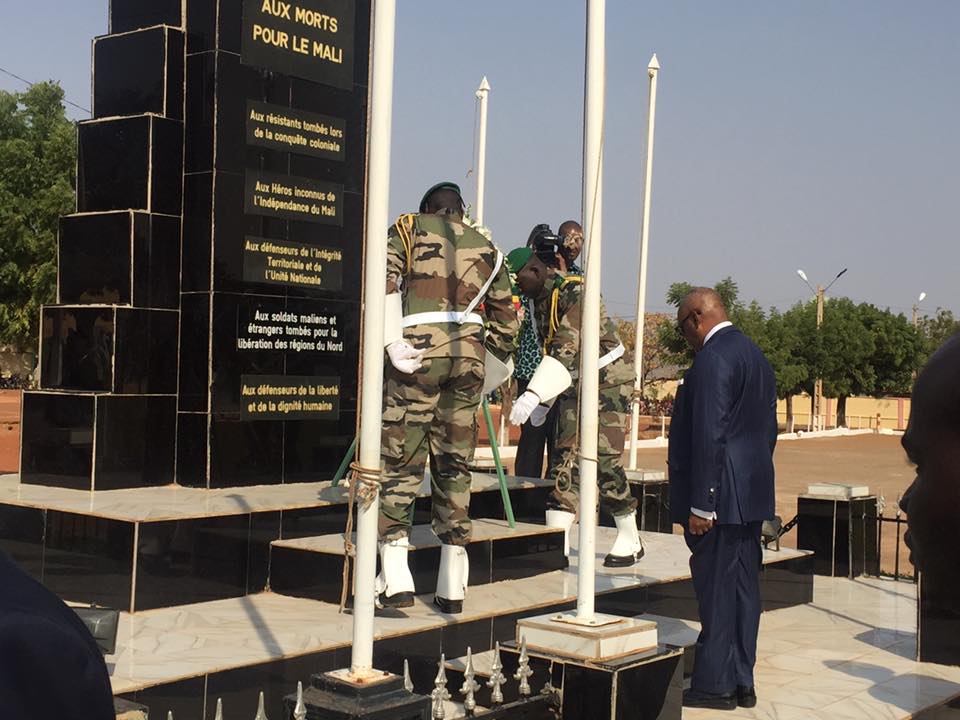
[474,76,491,226]
[576,0,606,621]
[350,0,396,676]
[628,54,661,469]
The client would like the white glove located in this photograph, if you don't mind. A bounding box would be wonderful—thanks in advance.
[530,403,551,427]
[510,391,541,426]
[387,340,424,374]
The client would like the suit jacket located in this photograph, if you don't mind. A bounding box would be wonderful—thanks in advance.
[669,325,777,525]
[0,551,115,720]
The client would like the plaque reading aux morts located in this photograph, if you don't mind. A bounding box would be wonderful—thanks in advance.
[241,0,355,89]
[245,170,343,225]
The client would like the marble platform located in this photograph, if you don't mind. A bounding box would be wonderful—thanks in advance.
[108,528,811,717]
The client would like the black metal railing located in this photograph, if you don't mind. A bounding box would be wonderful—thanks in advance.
[875,496,916,583]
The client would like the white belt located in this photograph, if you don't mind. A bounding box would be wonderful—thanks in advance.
[402,311,484,328]
[598,343,625,369]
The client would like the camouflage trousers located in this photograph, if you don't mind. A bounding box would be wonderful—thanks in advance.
[380,356,484,545]
[546,380,638,518]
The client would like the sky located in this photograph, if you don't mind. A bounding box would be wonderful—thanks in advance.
[2,1,958,319]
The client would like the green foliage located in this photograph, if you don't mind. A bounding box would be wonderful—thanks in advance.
[0,82,76,354]
[918,308,960,362]
[655,276,936,418]
[617,313,676,397]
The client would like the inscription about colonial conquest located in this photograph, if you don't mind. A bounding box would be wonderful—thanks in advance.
[241,0,355,89]
[241,374,340,420]
[244,170,343,225]
[247,101,346,161]
[243,236,344,292]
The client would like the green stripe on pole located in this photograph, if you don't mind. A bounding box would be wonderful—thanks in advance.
[482,397,516,528]
[331,436,358,487]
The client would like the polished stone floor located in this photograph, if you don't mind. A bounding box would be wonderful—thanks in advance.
[683,577,960,719]
[105,528,804,693]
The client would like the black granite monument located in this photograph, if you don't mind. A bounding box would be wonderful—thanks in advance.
[20,0,370,491]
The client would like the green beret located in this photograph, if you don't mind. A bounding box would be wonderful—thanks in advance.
[419,181,462,213]
[507,247,535,275]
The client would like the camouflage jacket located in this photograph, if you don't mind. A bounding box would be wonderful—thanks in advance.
[386,213,518,362]
[530,271,634,388]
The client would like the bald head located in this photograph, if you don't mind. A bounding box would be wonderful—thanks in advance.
[677,287,729,351]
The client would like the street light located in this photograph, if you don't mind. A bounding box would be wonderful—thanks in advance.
[913,292,926,327]
[795,268,849,431]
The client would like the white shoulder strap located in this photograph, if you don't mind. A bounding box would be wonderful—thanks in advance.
[461,250,504,318]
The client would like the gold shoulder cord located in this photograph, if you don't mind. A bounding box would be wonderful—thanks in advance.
[544,275,583,353]
[395,213,417,275]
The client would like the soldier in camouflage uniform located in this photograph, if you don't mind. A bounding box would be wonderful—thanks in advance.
[378,181,518,613]
[506,242,644,567]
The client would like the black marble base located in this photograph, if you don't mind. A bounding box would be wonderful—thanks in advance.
[288,671,430,720]
[58,211,180,309]
[0,502,349,611]
[77,114,183,215]
[797,495,879,577]
[600,479,672,533]
[270,525,566,603]
[500,642,683,720]
[94,25,184,120]
[39,306,178,395]
[20,392,176,490]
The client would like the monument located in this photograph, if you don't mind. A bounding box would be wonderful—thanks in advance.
[21,0,368,492]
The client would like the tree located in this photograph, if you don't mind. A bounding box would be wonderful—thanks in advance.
[859,304,923,398]
[763,306,808,431]
[616,313,677,399]
[919,308,960,364]
[0,82,76,356]
[814,297,875,426]
[659,276,745,370]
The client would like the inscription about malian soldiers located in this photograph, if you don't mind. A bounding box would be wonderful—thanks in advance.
[238,307,344,354]
[243,236,343,292]
[241,374,340,420]
[247,101,346,161]
[241,0,355,89]
[244,170,343,225]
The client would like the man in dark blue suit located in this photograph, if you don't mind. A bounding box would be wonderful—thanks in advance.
[0,550,115,719]
[668,288,778,710]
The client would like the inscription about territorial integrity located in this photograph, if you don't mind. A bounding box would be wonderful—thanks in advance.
[241,374,340,420]
[241,0,355,88]
[244,170,343,225]
[243,236,344,292]
[247,101,346,161]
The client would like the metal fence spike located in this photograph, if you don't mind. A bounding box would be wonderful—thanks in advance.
[213,698,223,720]
[460,647,480,714]
[431,653,451,719]
[403,659,414,693]
[293,681,307,720]
[486,642,506,705]
[254,691,268,720]
[514,636,533,697]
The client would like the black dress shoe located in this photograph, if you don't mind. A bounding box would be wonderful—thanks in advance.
[602,545,645,568]
[737,685,757,708]
[682,689,737,710]
[377,590,414,609]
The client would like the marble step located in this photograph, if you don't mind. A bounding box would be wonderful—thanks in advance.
[270,518,566,603]
[0,472,555,613]
[108,530,812,718]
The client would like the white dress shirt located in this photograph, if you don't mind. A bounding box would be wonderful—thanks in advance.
[690,321,734,521]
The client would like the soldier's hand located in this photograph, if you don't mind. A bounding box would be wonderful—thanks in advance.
[509,391,540,426]
[530,403,551,427]
[386,340,424,374]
